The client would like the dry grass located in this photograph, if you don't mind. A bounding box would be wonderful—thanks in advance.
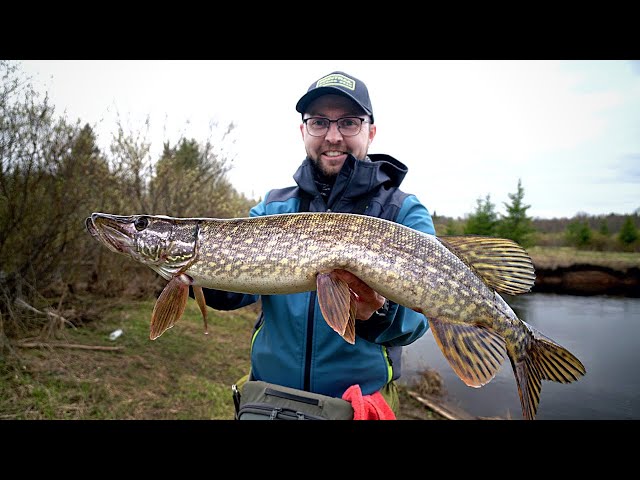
[396,368,449,420]
[0,296,256,420]
[528,246,640,270]
[404,367,446,397]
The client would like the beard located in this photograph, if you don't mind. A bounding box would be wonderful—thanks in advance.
[309,156,339,183]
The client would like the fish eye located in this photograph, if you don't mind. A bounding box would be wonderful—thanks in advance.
[134,216,149,231]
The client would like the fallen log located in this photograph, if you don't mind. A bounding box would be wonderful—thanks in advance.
[16,341,124,351]
[405,390,477,420]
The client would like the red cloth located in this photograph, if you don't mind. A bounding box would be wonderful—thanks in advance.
[342,384,396,420]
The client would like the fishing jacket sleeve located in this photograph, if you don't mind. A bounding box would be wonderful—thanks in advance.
[194,287,258,310]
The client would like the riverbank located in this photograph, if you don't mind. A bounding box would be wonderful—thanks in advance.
[533,264,640,296]
[529,247,640,297]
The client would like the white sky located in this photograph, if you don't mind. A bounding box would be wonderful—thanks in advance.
[18,60,640,219]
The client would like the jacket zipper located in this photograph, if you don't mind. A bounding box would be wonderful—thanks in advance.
[239,403,325,420]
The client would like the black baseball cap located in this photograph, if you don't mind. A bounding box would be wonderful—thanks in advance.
[296,71,374,124]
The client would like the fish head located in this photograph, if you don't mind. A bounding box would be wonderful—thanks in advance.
[86,212,199,280]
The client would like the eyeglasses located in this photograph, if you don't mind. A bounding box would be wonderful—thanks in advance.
[303,116,370,137]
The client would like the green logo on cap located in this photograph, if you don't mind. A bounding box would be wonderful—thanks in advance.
[316,73,356,91]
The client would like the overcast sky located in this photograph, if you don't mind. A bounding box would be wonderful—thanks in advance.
[18,60,640,219]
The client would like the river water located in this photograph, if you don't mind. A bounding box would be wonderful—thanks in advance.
[400,293,640,420]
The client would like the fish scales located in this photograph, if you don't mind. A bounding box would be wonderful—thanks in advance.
[85,211,586,419]
[188,213,528,367]
[190,213,495,325]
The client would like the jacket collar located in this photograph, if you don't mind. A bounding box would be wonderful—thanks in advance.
[293,153,408,209]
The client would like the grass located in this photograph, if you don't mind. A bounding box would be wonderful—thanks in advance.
[0,295,444,420]
[528,246,640,270]
[0,296,256,420]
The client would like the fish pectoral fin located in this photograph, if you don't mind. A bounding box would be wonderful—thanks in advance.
[150,277,189,340]
[428,317,507,387]
[193,286,209,336]
[316,271,356,344]
[341,290,357,345]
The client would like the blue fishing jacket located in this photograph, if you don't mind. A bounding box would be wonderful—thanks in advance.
[198,153,435,398]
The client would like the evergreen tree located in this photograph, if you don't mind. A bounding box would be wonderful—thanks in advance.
[464,194,497,235]
[565,220,592,247]
[496,178,536,247]
[618,216,638,245]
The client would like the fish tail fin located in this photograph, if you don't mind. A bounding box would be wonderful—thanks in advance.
[510,323,586,420]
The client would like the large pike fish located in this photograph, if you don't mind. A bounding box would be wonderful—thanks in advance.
[85,211,586,420]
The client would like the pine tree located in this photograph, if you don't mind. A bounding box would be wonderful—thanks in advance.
[618,216,638,245]
[496,179,536,247]
[565,220,592,247]
[464,194,498,235]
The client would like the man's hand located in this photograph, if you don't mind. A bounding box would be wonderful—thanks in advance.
[332,269,386,321]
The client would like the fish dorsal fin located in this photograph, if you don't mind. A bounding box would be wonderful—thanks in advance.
[438,235,536,295]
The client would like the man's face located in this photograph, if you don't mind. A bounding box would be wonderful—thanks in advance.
[300,94,376,178]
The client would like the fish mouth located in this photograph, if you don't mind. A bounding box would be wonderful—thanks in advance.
[86,214,135,254]
[85,216,99,238]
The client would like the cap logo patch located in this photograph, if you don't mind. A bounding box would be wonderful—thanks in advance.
[316,73,356,91]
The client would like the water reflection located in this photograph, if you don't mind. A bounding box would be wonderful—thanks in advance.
[400,293,640,420]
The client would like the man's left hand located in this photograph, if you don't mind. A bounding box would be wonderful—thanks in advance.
[332,269,386,321]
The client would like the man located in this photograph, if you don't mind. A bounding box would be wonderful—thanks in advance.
[198,71,435,415]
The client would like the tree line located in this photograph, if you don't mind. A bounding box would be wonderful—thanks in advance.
[432,179,639,252]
